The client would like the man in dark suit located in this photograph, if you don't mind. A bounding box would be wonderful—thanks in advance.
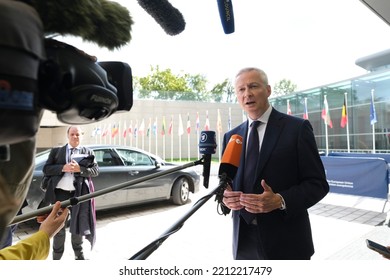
[43,126,99,260]
[222,67,329,260]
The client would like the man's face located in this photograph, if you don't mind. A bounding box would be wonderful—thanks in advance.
[67,127,82,148]
[235,70,271,119]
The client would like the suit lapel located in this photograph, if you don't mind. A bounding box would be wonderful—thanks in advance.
[233,122,248,191]
[257,110,284,176]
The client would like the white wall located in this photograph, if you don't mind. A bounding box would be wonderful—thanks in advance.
[36,99,245,161]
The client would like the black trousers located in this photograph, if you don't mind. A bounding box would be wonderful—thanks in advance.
[236,217,266,260]
[52,188,83,260]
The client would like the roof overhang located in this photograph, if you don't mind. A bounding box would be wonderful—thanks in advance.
[360,0,390,26]
[355,48,390,71]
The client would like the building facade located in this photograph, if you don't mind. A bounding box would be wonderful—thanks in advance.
[270,49,390,154]
[37,49,390,158]
[37,99,246,161]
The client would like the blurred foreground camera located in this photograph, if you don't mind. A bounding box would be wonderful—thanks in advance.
[0,1,133,147]
[39,39,133,124]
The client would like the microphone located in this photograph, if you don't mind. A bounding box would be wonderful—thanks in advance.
[216,0,235,34]
[137,0,186,36]
[215,134,243,214]
[198,131,217,189]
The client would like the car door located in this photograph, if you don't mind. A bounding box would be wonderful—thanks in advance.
[92,148,130,209]
[114,148,170,204]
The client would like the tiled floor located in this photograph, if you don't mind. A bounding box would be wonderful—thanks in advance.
[309,203,387,226]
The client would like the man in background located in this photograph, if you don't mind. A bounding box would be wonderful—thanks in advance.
[43,126,99,260]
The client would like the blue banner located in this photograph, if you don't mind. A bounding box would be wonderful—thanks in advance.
[321,156,389,199]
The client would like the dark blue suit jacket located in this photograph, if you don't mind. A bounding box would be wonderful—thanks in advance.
[222,108,329,260]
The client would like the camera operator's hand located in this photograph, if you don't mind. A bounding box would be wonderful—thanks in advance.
[37,201,68,238]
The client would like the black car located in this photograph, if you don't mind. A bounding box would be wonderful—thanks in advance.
[24,145,201,212]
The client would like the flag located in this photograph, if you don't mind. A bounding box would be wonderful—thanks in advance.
[204,111,210,131]
[287,100,292,115]
[91,127,98,137]
[134,121,138,138]
[168,115,173,135]
[111,124,119,138]
[178,114,184,136]
[161,116,166,136]
[321,95,333,128]
[196,112,200,132]
[128,120,133,135]
[102,124,108,137]
[340,96,348,128]
[186,113,191,134]
[228,107,232,130]
[303,98,309,120]
[147,118,151,137]
[138,119,145,135]
[370,89,377,125]
[153,117,157,136]
[123,121,127,138]
[217,109,222,133]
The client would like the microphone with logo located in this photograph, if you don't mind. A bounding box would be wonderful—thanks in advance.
[215,134,243,215]
[198,131,217,189]
[217,0,235,34]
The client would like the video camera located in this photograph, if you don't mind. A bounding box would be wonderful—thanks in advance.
[0,1,133,147]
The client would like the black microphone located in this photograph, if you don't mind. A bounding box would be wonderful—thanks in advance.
[198,131,217,189]
[137,0,186,35]
[217,0,235,34]
[215,134,243,214]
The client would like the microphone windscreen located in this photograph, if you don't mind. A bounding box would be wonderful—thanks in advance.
[221,134,242,167]
[137,0,186,35]
[217,0,235,34]
[218,134,243,178]
[199,131,217,155]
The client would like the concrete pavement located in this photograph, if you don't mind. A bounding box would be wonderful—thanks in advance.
[12,182,390,261]
[11,163,390,261]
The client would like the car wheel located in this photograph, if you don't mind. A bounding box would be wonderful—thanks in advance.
[172,177,190,205]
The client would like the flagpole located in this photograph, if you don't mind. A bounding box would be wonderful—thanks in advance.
[324,95,329,155]
[155,117,158,156]
[325,120,329,155]
[371,89,376,153]
[178,114,182,162]
[196,112,200,159]
[148,118,151,153]
[344,92,350,152]
[187,134,190,161]
[130,120,133,147]
[217,109,222,161]
[171,115,173,161]
[187,113,190,162]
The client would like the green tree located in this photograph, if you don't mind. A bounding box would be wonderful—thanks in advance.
[210,78,236,103]
[135,66,210,101]
[136,66,189,99]
[272,79,298,96]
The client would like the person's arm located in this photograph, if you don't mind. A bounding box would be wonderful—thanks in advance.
[0,201,68,260]
[0,230,50,260]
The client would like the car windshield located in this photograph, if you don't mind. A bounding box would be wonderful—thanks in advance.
[116,149,154,166]
[34,150,50,171]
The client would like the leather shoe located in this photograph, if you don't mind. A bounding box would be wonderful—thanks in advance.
[75,254,85,260]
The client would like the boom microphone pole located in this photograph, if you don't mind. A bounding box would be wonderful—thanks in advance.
[129,134,243,260]
[10,158,205,225]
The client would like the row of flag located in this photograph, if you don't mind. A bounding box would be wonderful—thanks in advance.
[286,91,378,129]
[91,109,230,139]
